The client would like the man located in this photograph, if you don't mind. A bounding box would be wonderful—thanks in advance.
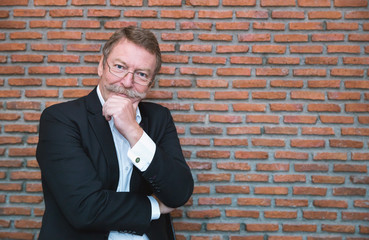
[36,26,194,240]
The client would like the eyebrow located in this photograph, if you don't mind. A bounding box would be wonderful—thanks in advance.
[112,59,152,74]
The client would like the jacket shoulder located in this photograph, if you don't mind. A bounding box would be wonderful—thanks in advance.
[41,96,87,121]
[139,101,170,115]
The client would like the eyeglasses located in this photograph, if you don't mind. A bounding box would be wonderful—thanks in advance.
[107,62,152,86]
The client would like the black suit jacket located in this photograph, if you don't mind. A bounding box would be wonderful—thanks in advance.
[36,88,194,240]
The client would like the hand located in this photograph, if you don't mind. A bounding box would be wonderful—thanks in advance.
[153,195,175,215]
[102,95,143,146]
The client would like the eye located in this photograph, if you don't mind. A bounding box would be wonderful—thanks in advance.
[136,71,148,79]
[114,64,127,71]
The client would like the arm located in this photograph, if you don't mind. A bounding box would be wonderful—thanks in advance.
[103,96,194,209]
[36,105,152,235]
[140,104,194,208]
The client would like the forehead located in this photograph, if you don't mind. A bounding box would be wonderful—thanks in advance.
[109,39,150,58]
[107,39,157,70]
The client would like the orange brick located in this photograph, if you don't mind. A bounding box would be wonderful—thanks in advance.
[196,151,230,159]
[0,66,24,75]
[173,222,202,231]
[233,79,266,88]
[148,0,181,6]
[35,0,67,5]
[207,223,240,231]
[327,22,359,30]
[311,175,345,184]
[226,209,259,218]
[71,0,105,5]
[198,197,232,205]
[187,209,220,218]
[322,224,355,233]
[47,31,82,40]
[334,0,368,7]
[298,0,331,6]
[309,11,342,19]
[312,33,345,41]
[246,223,279,232]
[49,9,83,17]
[345,11,369,19]
[290,45,323,53]
[216,22,250,30]
[29,66,60,74]
[223,0,256,6]
[197,79,228,88]
[283,224,317,232]
[261,0,295,6]
[235,174,268,182]
[272,11,305,19]
[295,164,328,172]
[274,34,308,42]
[13,9,46,17]
[124,10,157,18]
[313,200,348,208]
[10,32,43,39]
[110,0,142,5]
[235,151,268,159]
[198,33,232,41]
[186,0,219,6]
[30,20,63,28]
[31,43,63,51]
[275,199,308,207]
[209,115,243,123]
[198,10,233,19]
[236,10,268,19]
[0,0,28,6]
[217,68,251,76]
[308,80,340,88]
[0,21,26,29]
[215,185,250,193]
[289,22,324,30]
[161,10,194,18]
[66,20,100,28]
[238,33,271,42]
[275,151,309,160]
[293,187,327,196]
[214,138,248,146]
[329,139,363,148]
[274,175,306,183]
[238,198,271,206]
[253,45,286,54]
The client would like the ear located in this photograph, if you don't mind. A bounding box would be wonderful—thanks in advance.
[98,56,104,77]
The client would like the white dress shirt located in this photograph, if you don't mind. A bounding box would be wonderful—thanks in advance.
[97,86,160,240]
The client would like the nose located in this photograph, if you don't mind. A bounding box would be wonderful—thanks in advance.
[121,71,134,88]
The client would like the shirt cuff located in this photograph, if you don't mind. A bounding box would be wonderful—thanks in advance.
[127,131,156,172]
[147,196,161,220]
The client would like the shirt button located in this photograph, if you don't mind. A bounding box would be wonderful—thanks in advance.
[135,157,140,163]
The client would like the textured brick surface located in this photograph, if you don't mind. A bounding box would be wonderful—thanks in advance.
[0,0,369,239]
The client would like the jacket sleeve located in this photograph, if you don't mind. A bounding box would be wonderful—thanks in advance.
[36,105,152,235]
[141,105,194,208]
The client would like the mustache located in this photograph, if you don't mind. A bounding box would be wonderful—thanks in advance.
[105,84,147,99]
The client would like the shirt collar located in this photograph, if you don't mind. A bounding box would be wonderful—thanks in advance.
[97,85,142,124]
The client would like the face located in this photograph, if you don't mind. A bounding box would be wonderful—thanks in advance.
[98,39,157,103]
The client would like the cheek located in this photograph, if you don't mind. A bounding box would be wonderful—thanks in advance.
[101,74,119,86]
[136,85,150,94]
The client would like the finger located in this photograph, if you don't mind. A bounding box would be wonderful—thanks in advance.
[102,103,113,121]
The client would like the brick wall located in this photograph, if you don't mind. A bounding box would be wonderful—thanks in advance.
[0,0,369,239]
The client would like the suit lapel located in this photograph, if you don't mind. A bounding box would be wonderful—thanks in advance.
[86,88,119,190]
